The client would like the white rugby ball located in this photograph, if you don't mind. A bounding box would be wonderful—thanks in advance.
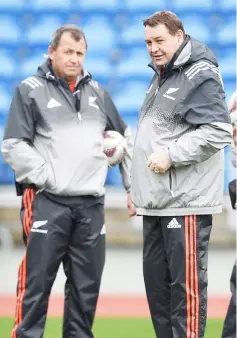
[103,130,126,167]
[228,90,237,126]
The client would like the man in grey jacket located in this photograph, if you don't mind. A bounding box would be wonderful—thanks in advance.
[131,11,233,338]
[1,25,135,338]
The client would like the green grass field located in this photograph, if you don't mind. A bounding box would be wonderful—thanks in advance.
[0,317,224,338]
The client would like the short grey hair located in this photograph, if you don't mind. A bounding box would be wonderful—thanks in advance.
[50,24,87,49]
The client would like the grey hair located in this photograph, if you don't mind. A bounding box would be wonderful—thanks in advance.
[50,24,87,49]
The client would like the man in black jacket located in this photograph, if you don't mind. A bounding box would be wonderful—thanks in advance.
[2,24,135,338]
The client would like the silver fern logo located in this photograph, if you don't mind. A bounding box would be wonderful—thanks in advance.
[163,87,179,100]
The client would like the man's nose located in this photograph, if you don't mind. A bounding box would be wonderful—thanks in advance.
[70,54,78,63]
[151,43,159,53]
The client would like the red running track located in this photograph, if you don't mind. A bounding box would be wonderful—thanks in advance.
[0,294,229,318]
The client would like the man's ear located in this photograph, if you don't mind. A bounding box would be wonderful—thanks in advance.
[176,29,184,44]
[48,45,54,61]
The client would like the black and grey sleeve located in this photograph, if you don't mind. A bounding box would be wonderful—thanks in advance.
[3,84,36,141]
[169,75,233,166]
[1,84,51,190]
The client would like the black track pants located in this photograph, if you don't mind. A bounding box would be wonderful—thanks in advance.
[12,189,105,338]
[143,215,212,338]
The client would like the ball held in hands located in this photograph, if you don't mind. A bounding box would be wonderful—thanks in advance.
[103,130,126,167]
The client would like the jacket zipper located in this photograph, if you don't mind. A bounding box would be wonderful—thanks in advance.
[139,86,159,126]
[45,72,78,115]
[48,74,90,122]
[58,86,83,122]
[139,70,168,125]
[58,86,78,113]
[169,170,175,197]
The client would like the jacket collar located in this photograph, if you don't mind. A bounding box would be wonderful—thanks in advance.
[37,59,92,88]
[148,35,191,77]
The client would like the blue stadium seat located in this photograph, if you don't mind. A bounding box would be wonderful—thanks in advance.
[0,159,14,184]
[0,50,16,77]
[123,115,139,139]
[0,85,12,112]
[25,15,64,45]
[223,80,236,103]
[124,0,166,11]
[20,50,47,78]
[219,49,236,79]
[172,0,214,11]
[0,125,3,141]
[105,165,123,186]
[0,92,16,185]
[0,113,7,131]
[0,16,21,44]
[113,80,149,115]
[120,15,145,45]
[0,0,25,11]
[115,48,152,79]
[78,0,121,12]
[217,16,236,44]
[181,16,211,44]
[30,0,71,11]
[219,0,236,12]
[84,55,113,81]
[81,16,116,54]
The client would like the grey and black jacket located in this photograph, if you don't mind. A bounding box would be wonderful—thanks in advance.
[1,61,133,196]
[131,36,232,216]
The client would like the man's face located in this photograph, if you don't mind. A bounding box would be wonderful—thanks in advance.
[145,24,184,68]
[48,32,87,80]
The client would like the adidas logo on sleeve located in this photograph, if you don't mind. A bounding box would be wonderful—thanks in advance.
[167,218,182,228]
